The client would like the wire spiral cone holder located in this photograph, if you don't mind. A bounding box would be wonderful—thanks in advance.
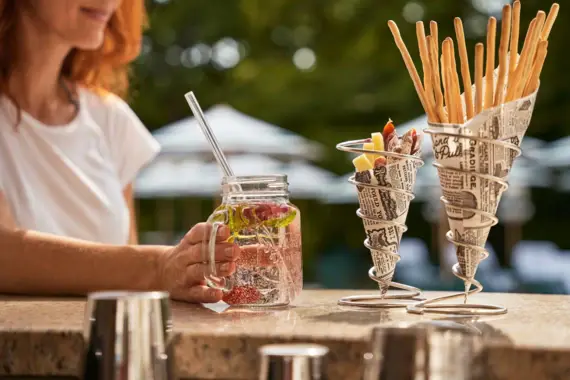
[336,139,424,308]
[407,128,522,316]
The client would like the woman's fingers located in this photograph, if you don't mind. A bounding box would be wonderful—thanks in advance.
[172,285,224,303]
[186,261,237,284]
[187,241,240,264]
[182,223,231,246]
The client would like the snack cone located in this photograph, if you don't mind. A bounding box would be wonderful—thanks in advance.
[428,87,538,290]
[353,156,422,296]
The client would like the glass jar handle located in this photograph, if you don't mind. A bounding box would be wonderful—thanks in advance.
[203,209,232,291]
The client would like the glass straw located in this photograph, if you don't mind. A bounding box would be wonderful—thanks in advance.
[184,91,235,177]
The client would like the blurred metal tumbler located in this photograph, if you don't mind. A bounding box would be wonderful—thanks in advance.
[363,326,483,380]
[81,291,175,380]
[258,344,329,380]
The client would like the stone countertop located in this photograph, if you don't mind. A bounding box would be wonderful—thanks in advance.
[1,290,570,379]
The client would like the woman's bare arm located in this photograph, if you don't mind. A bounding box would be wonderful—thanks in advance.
[0,192,161,295]
[0,226,164,296]
[123,183,139,244]
[0,193,240,302]
[0,223,242,303]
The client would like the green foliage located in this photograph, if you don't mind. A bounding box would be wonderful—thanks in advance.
[133,0,568,167]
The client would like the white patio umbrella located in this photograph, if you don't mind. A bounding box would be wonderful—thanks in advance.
[535,136,570,169]
[281,161,338,199]
[135,154,336,199]
[534,137,570,192]
[135,156,217,198]
[319,173,355,204]
[153,104,324,160]
[210,155,338,198]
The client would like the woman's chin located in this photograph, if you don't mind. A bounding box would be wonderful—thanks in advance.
[72,32,106,51]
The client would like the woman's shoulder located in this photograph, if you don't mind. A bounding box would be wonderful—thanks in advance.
[78,87,160,186]
[79,87,139,123]
[79,87,148,141]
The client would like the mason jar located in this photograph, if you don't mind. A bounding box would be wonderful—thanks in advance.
[202,175,302,307]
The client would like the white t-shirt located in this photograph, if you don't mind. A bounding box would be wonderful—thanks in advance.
[0,88,160,244]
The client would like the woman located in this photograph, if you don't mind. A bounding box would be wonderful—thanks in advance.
[0,0,238,302]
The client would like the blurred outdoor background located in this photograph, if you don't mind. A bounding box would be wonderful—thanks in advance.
[132,0,570,294]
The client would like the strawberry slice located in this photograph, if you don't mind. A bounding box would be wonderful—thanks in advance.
[254,204,272,221]
[270,204,282,217]
[223,285,261,304]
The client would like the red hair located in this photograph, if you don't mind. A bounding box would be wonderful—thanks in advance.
[0,0,147,100]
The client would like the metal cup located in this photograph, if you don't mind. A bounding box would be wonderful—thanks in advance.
[258,343,329,380]
[81,291,175,380]
[363,326,483,380]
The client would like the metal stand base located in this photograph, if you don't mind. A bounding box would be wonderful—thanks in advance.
[406,265,507,316]
[338,266,424,308]
[407,233,507,316]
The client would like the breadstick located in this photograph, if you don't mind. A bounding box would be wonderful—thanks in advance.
[534,11,547,44]
[454,17,474,119]
[448,38,464,123]
[443,39,460,123]
[475,43,484,115]
[513,13,544,100]
[541,3,560,41]
[507,1,521,95]
[485,17,497,109]
[506,17,537,101]
[529,10,547,65]
[441,41,454,123]
[523,40,548,96]
[495,5,511,106]
[430,21,439,62]
[428,35,447,123]
[507,17,536,101]
[416,22,436,119]
[388,20,437,121]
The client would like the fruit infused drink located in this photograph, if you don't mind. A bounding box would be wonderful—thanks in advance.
[204,175,302,307]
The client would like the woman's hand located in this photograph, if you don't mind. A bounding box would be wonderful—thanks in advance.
[156,223,240,303]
